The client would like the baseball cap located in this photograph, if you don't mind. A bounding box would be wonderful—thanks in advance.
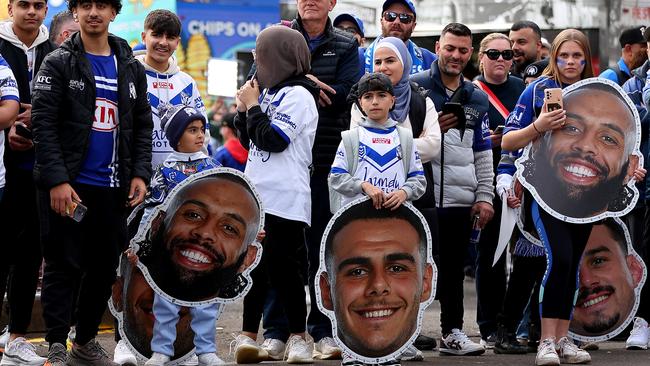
[523,59,549,80]
[382,0,416,16]
[333,13,365,38]
[620,26,647,48]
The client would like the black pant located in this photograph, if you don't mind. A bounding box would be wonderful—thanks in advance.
[0,168,42,334]
[475,197,507,338]
[437,206,472,334]
[533,202,592,320]
[499,254,547,332]
[39,184,126,346]
[636,203,650,320]
[242,214,307,334]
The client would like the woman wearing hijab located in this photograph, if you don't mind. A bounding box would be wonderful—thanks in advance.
[232,25,320,364]
[348,36,441,358]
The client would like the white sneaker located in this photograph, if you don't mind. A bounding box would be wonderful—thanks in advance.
[439,329,485,356]
[556,337,590,364]
[231,335,267,364]
[197,353,224,366]
[145,352,170,366]
[535,338,559,366]
[181,353,198,366]
[285,335,313,364]
[312,337,341,360]
[113,340,137,366]
[399,345,423,361]
[0,327,9,353]
[0,337,48,366]
[626,317,650,350]
[261,338,285,361]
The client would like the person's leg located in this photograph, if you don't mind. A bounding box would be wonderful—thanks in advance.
[151,295,181,357]
[241,246,268,339]
[305,171,334,342]
[191,303,220,355]
[475,198,506,340]
[261,290,289,342]
[501,254,543,333]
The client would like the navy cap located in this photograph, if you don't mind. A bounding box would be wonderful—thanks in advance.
[620,26,647,48]
[382,0,416,16]
[333,13,365,38]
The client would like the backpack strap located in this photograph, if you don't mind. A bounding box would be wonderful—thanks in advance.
[473,79,510,119]
[341,128,360,176]
[611,64,631,86]
[396,125,413,175]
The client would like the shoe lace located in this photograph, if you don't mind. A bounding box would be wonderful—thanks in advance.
[284,336,307,359]
[49,344,67,363]
[14,340,39,357]
[538,339,556,355]
[558,338,581,354]
[452,331,471,345]
[631,318,648,335]
[86,340,109,358]
[227,334,240,357]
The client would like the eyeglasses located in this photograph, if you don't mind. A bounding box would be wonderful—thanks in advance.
[382,11,415,24]
[484,49,514,61]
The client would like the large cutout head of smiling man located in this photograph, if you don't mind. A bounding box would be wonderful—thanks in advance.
[518,78,642,222]
[317,198,436,363]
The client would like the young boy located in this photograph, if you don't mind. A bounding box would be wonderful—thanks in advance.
[139,104,223,366]
[137,9,208,168]
[329,72,426,211]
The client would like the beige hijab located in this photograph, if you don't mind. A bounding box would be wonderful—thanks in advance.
[255,25,311,89]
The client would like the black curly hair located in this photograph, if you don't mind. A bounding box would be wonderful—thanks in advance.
[68,0,122,15]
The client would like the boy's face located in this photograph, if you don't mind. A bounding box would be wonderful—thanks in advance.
[177,120,205,153]
[73,1,115,37]
[9,0,47,34]
[141,28,180,66]
[359,90,395,122]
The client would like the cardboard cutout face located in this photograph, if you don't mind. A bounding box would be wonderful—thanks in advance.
[110,169,264,362]
[516,78,643,223]
[316,197,437,363]
[569,218,647,341]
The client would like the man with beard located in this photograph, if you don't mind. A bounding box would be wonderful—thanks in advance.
[525,82,640,219]
[571,219,644,337]
[509,21,543,78]
[601,26,648,86]
[364,0,436,76]
[318,199,434,360]
[111,253,196,360]
[140,173,261,302]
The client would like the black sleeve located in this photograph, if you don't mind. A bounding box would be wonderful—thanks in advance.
[130,61,154,182]
[234,110,250,150]
[246,106,289,152]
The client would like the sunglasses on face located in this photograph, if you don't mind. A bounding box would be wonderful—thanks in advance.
[338,26,359,35]
[383,11,415,24]
[484,49,514,61]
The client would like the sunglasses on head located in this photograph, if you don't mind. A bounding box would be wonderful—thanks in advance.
[383,11,414,24]
[484,49,514,61]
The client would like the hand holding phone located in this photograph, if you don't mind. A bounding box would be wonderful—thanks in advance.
[67,199,87,222]
[543,88,563,112]
[14,122,33,139]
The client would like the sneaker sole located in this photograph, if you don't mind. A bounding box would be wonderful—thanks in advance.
[286,356,313,364]
[68,353,119,366]
[312,350,342,360]
[0,355,48,366]
[626,343,649,350]
[235,346,265,364]
[114,359,138,366]
[535,357,560,366]
[439,348,485,356]
[559,356,591,364]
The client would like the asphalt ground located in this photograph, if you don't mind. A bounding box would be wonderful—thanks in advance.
[4,280,650,365]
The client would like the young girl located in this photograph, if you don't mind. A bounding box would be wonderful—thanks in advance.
[233,25,320,364]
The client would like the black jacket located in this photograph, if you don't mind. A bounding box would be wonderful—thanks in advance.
[0,35,56,170]
[31,33,152,192]
[290,17,359,171]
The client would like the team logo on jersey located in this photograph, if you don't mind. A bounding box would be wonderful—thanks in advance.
[358,145,366,162]
[129,82,137,99]
[93,98,119,131]
[372,137,391,144]
[69,79,85,91]
[153,81,174,90]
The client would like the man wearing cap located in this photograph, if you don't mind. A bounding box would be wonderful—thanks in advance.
[601,26,648,86]
[333,13,366,80]
[364,0,437,76]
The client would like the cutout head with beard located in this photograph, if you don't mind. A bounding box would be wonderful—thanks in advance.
[139,172,261,303]
[523,81,640,220]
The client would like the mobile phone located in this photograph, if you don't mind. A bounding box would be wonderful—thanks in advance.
[494,125,505,134]
[442,102,468,139]
[68,200,87,222]
[14,123,33,139]
[544,88,563,112]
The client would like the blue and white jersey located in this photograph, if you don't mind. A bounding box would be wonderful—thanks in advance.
[244,85,318,225]
[76,53,120,187]
[0,56,20,188]
[331,125,424,207]
[140,59,207,168]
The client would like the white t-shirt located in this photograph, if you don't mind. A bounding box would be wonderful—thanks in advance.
[244,85,318,225]
[331,125,424,207]
[0,56,20,188]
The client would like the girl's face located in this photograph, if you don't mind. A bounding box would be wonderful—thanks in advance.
[374,47,404,85]
[177,120,205,153]
[556,40,586,84]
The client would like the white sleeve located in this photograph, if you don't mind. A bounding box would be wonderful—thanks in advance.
[270,87,316,143]
[414,97,441,163]
[350,103,364,129]
[496,173,514,199]
[0,60,19,101]
[331,140,348,174]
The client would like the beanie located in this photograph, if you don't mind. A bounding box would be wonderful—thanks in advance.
[160,104,207,149]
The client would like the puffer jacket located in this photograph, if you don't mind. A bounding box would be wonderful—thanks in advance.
[31,32,153,192]
[411,61,494,207]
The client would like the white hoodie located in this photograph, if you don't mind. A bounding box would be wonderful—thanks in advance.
[0,21,50,93]
[136,54,208,168]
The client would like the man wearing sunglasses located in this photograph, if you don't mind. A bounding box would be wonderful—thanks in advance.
[333,13,366,80]
[363,0,436,76]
